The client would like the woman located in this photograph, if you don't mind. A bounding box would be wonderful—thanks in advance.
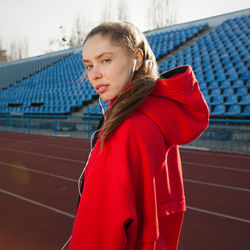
[69,22,209,250]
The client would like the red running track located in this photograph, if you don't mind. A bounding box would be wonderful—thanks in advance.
[0,131,249,250]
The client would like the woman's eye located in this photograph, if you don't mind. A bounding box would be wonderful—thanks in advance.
[86,65,93,70]
[103,59,110,63]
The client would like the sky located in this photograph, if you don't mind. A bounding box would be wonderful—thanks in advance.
[0,0,249,59]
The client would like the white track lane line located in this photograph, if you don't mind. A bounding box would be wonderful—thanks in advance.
[0,161,79,183]
[180,147,250,159]
[0,188,75,218]
[0,146,82,163]
[0,137,89,152]
[182,161,250,173]
[187,206,250,224]
[184,178,250,192]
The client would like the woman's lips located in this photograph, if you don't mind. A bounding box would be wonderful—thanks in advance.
[95,84,109,94]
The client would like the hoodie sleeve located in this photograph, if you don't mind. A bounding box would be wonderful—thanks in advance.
[141,65,209,145]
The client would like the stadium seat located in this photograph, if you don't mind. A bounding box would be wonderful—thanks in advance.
[236,87,248,96]
[204,95,211,104]
[239,94,250,105]
[220,80,231,89]
[232,80,244,88]
[241,105,250,117]
[216,74,227,81]
[226,104,241,116]
[224,95,238,105]
[240,72,250,80]
[246,80,250,88]
[227,73,238,81]
[208,81,219,89]
[222,88,234,97]
[211,104,226,116]
[210,89,221,97]
[211,96,224,105]
[199,82,207,90]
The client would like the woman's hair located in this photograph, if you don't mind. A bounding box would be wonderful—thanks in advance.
[83,22,159,147]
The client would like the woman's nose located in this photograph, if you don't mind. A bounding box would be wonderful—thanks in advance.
[90,65,103,80]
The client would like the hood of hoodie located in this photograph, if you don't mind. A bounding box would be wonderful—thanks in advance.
[137,65,209,145]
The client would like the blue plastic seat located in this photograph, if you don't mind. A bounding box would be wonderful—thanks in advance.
[226,104,241,116]
[246,80,250,87]
[208,81,219,89]
[216,74,227,81]
[237,66,248,74]
[201,89,209,96]
[239,94,250,105]
[227,73,238,81]
[240,72,250,80]
[210,89,221,97]
[204,95,211,104]
[211,96,224,105]
[206,74,215,82]
[232,80,244,88]
[199,82,207,90]
[211,104,226,116]
[220,80,231,89]
[241,105,250,117]
[224,95,238,105]
[236,87,248,96]
[222,88,234,97]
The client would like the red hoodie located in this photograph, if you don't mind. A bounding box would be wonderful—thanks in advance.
[69,65,209,250]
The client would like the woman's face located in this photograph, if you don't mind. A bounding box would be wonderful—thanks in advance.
[82,34,134,102]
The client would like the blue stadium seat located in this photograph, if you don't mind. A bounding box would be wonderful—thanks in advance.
[236,87,248,96]
[239,94,250,105]
[220,80,231,89]
[211,96,224,105]
[222,88,234,97]
[241,105,250,117]
[208,81,219,89]
[240,72,250,80]
[204,95,210,104]
[246,80,250,88]
[199,82,207,90]
[211,104,226,116]
[232,80,244,88]
[237,66,248,74]
[216,74,227,81]
[210,89,221,97]
[226,104,241,116]
[227,73,238,81]
[224,95,238,105]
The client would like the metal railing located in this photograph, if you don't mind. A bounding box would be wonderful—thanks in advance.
[0,115,249,154]
[0,114,101,140]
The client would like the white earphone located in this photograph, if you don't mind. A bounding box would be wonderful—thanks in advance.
[131,59,137,80]
[133,59,137,70]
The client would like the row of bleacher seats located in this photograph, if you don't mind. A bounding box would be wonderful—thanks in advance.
[0,49,75,89]
[146,23,209,59]
[209,104,250,117]
[0,106,71,114]
[84,101,109,115]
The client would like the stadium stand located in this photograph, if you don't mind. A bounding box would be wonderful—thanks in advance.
[0,8,249,119]
[0,48,75,89]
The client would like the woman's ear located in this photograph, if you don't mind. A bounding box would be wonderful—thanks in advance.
[133,49,143,71]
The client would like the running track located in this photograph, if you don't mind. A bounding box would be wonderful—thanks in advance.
[0,131,249,250]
